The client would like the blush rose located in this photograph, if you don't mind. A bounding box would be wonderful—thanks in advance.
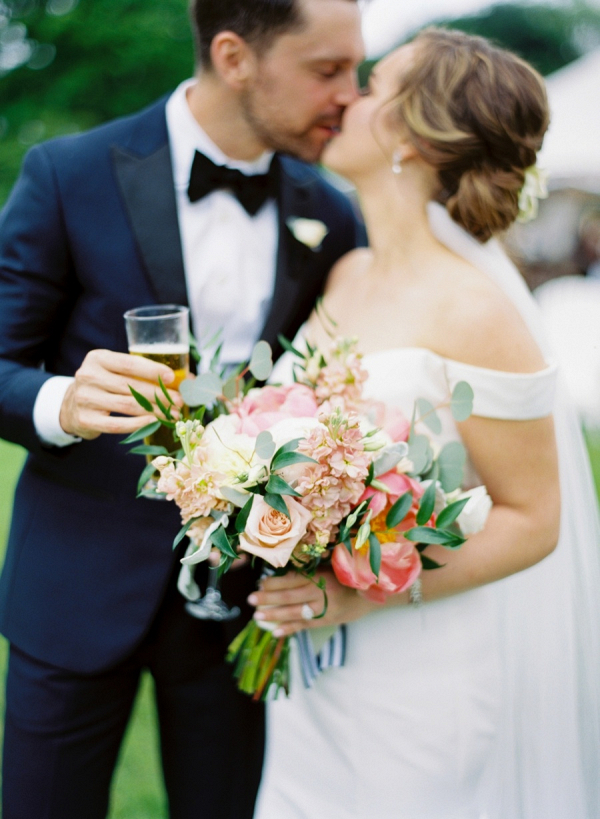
[238,495,313,568]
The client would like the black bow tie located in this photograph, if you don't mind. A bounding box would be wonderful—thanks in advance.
[187,150,277,216]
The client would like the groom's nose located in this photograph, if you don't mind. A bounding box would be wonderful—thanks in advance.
[332,70,360,108]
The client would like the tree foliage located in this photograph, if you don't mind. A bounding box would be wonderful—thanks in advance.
[0,0,194,202]
[2,1,600,205]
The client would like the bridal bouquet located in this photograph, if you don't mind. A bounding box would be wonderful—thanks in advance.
[127,332,491,699]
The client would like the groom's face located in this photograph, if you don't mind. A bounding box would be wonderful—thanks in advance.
[241,0,364,163]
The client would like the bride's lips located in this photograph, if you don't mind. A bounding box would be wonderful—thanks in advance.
[316,125,341,138]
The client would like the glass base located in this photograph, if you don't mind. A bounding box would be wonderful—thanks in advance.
[185,588,241,622]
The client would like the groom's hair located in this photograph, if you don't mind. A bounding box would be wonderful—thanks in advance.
[190,0,356,69]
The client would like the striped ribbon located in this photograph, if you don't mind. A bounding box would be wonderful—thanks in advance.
[295,625,347,688]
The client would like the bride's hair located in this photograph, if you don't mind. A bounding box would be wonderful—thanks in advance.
[389,28,550,242]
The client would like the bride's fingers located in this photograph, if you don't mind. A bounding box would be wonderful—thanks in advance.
[248,583,322,610]
[259,573,312,592]
[253,599,324,625]
[271,620,313,638]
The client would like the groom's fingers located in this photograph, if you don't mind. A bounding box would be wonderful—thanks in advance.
[60,348,183,437]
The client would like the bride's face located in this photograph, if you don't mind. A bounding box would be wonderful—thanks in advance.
[322,44,417,181]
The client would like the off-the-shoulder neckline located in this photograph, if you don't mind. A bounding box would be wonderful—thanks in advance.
[360,345,557,380]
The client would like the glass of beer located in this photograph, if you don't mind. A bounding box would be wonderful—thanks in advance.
[124,304,190,496]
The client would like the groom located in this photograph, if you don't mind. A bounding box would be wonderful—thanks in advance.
[0,1,364,817]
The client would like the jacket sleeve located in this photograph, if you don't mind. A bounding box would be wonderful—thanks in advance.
[0,144,75,454]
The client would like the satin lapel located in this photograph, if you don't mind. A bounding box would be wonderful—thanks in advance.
[111,143,188,307]
[259,159,320,350]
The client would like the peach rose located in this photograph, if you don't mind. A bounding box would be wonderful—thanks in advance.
[238,495,312,568]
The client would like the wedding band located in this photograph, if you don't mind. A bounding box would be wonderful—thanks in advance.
[301,603,315,621]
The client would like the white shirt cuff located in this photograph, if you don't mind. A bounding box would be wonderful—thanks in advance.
[33,376,81,447]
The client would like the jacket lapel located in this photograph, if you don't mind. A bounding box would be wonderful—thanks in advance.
[111,142,188,308]
[259,158,322,351]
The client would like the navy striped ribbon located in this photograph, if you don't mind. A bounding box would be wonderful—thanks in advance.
[295,625,347,688]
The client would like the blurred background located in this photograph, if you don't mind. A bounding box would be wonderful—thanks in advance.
[1,1,599,815]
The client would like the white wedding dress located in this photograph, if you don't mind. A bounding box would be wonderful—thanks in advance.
[253,205,600,819]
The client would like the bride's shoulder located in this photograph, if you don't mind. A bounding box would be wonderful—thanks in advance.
[431,259,546,374]
[324,247,372,293]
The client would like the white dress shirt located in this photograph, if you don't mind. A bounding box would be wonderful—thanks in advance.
[33,79,279,446]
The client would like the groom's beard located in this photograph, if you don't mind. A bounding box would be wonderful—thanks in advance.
[240,91,343,164]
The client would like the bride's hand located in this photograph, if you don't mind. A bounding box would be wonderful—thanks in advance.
[247,571,377,637]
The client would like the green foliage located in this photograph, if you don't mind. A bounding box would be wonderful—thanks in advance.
[435,2,600,77]
[0,0,194,204]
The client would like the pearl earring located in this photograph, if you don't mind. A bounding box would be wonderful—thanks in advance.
[392,149,403,175]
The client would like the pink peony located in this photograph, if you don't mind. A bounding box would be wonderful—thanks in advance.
[232,384,319,437]
[360,470,423,518]
[238,495,313,568]
[332,538,421,603]
[366,400,410,443]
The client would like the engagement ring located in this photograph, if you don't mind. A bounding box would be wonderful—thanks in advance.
[301,603,315,621]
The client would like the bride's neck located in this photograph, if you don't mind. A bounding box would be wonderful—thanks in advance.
[355,173,438,273]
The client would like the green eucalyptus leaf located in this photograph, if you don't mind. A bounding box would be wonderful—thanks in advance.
[256,431,276,460]
[157,375,175,407]
[408,434,432,475]
[271,450,316,472]
[129,385,153,413]
[385,491,413,529]
[121,420,162,445]
[136,462,160,497]
[210,524,238,559]
[235,496,254,533]
[172,517,200,549]
[265,474,301,497]
[416,398,442,435]
[222,374,239,401]
[129,444,170,457]
[435,497,470,529]
[437,441,467,492]
[416,481,437,526]
[179,372,223,407]
[404,526,463,546]
[369,534,381,578]
[273,437,303,458]
[372,442,409,477]
[277,334,307,360]
[220,486,250,507]
[216,554,236,578]
[451,381,474,422]
[249,340,273,381]
[264,492,290,519]
[420,554,446,570]
[155,393,173,421]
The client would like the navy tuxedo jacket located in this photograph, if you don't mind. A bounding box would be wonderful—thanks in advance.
[0,96,364,674]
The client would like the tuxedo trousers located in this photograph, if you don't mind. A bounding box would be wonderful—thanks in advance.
[2,560,265,819]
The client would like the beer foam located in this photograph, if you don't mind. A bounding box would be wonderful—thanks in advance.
[129,343,189,355]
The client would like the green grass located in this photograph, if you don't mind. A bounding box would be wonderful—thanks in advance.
[1,431,600,816]
[0,439,167,817]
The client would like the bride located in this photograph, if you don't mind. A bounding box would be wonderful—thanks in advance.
[250,28,600,819]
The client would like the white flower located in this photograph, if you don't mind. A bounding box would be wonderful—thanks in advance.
[456,485,492,536]
[202,415,262,495]
[286,217,329,249]
[517,165,549,223]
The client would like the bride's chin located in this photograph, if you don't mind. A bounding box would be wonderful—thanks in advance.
[321,145,353,181]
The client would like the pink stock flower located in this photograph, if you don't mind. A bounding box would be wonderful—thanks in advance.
[232,384,319,436]
[332,538,421,603]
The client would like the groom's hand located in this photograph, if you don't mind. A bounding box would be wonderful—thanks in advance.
[59,348,183,439]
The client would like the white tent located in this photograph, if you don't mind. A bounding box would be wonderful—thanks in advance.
[538,49,600,192]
